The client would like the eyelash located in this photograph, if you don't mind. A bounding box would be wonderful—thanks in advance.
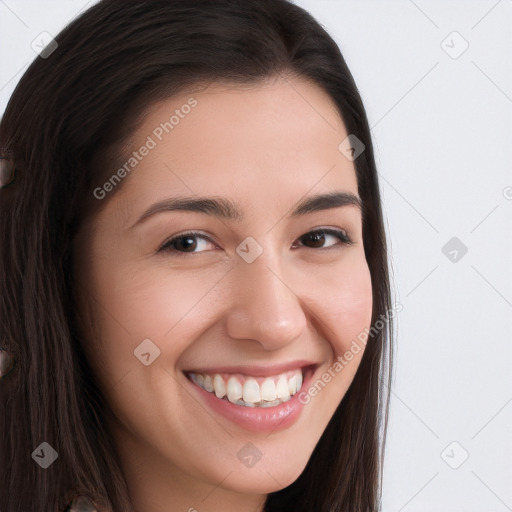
[157,228,353,256]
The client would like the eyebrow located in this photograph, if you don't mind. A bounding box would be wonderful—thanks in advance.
[129,190,363,229]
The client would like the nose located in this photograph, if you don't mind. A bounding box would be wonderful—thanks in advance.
[224,250,308,351]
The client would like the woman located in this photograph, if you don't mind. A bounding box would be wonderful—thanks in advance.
[0,1,394,511]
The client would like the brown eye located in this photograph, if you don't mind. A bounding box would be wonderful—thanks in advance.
[174,235,198,252]
[303,231,326,248]
[158,232,216,255]
[294,229,352,250]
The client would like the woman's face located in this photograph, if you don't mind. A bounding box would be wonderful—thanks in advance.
[73,75,373,512]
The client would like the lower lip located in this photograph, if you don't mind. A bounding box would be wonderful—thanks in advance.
[184,365,316,433]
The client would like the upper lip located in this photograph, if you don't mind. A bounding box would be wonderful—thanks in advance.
[184,360,318,378]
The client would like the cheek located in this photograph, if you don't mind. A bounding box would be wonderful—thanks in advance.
[80,258,229,381]
[114,262,233,340]
[293,252,373,417]
[308,253,373,358]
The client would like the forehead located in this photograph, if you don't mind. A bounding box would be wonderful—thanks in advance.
[107,76,358,226]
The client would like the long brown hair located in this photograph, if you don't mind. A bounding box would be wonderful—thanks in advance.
[0,1,394,510]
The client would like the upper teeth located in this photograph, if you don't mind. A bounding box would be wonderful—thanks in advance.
[188,368,304,407]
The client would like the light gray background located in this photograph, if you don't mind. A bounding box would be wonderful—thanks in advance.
[1,1,511,510]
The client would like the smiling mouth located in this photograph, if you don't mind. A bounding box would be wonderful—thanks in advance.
[184,364,315,408]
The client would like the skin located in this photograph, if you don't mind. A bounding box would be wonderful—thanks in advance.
[73,74,373,512]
